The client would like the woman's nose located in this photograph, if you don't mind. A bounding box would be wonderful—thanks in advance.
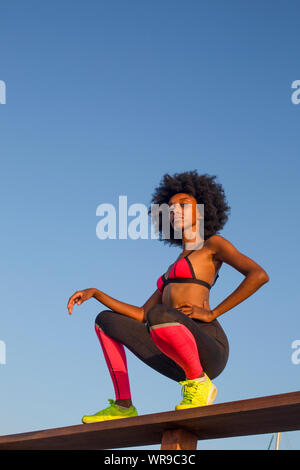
[170,204,183,214]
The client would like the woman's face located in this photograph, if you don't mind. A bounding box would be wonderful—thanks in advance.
[168,193,199,231]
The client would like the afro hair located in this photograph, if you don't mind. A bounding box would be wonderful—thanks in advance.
[148,170,231,247]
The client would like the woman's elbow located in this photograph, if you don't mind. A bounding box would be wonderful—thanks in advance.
[256,269,270,284]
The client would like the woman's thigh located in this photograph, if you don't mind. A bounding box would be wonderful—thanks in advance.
[95,310,186,382]
[146,304,229,379]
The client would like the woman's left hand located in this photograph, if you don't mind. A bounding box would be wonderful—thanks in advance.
[175,301,216,322]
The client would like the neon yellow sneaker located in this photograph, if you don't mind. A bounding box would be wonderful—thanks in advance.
[82,399,138,424]
[175,373,218,410]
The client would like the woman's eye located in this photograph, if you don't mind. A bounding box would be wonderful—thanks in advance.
[169,203,185,210]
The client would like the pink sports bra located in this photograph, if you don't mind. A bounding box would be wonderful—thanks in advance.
[156,250,219,294]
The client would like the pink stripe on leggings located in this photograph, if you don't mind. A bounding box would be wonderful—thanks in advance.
[150,322,203,380]
[94,324,131,400]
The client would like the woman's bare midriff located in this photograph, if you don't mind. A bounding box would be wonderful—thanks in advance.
[162,283,211,309]
[161,241,222,311]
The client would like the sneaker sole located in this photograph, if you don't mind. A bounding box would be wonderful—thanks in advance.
[207,384,218,405]
[82,413,138,424]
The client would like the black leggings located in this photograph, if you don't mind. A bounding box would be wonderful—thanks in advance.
[95,303,229,382]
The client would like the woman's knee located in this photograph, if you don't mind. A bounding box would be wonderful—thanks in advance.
[95,309,114,330]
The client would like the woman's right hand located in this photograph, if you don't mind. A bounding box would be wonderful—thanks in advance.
[67,288,96,315]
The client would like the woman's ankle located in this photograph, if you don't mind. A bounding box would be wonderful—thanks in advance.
[115,398,132,408]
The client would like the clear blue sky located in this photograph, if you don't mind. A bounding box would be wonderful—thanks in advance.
[0,0,299,450]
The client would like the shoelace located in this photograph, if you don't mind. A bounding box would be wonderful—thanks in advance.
[95,398,116,416]
[179,380,206,404]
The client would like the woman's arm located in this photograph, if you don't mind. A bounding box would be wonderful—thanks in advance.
[93,288,162,322]
[92,289,144,322]
[209,235,270,319]
[67,287,162,323]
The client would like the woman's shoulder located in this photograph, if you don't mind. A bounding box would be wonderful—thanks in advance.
[206,234,231,252]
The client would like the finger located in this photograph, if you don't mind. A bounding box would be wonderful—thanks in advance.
[67,295,77,308]
[78,294,86,305]
[69,299,79,312]
[178,308,192,314]
[68,300,75,309]
[68,292,78,303]
[70,291,82,301]
[68,296,80,312]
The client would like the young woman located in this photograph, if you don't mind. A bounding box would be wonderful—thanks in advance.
[67,171,269,423]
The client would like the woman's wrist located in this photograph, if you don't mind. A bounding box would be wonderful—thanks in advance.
[92,288,102,299]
